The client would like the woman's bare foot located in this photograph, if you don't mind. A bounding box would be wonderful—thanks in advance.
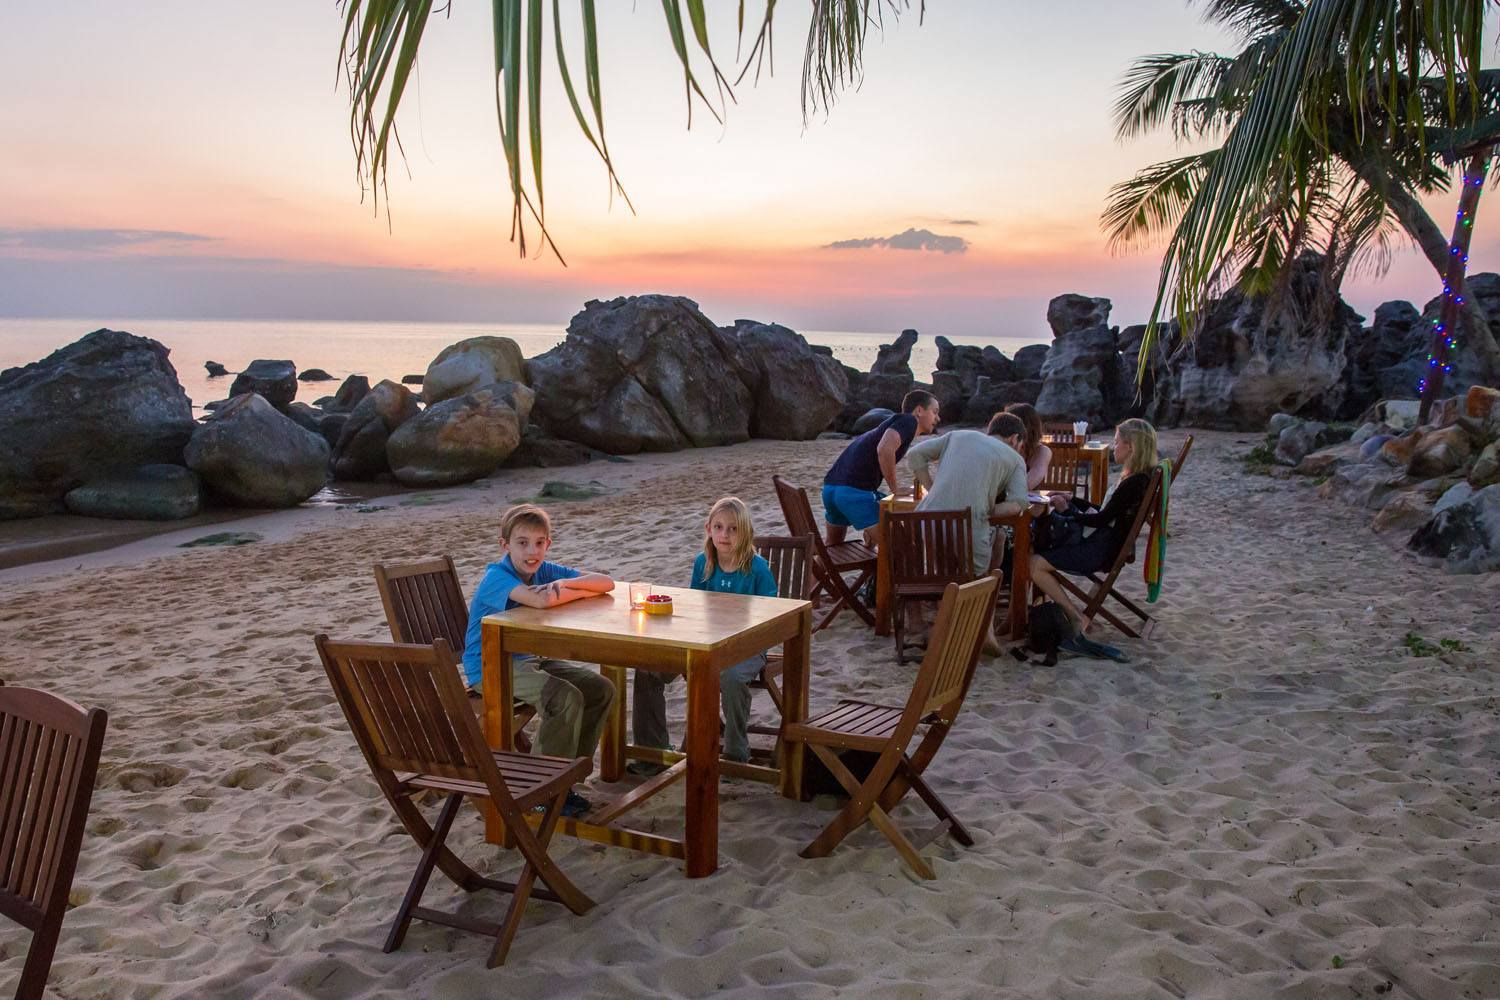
[980,630,1002,656]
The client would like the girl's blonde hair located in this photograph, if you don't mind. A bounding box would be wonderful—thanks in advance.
[1116,418,1159,476]
[702,496,756,582]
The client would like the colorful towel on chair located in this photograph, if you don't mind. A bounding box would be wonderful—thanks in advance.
[1144,457,1172,603]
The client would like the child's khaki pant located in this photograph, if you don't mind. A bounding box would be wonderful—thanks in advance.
[511,658,615,759]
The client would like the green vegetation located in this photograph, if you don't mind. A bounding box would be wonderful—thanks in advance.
[1242,434,1278,474]
[178,532,262,547]
[1402,631,1470,657]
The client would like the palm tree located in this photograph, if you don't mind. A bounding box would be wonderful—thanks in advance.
[1104,0,1500,387]
[336,0,919,261]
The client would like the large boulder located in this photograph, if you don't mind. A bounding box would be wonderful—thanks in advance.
[299,368,335,382]
[326,374,370,413]
[528,296,752,453]
[850,408,895,435]
[1274,421,1327,466]
[1035,326,1132,427]
[387,382,533,486]
[184,394,329,507]
[0,329,195,518]
[421,336,526,405]
[502,425,595,469]
[1408,483,1500,573]
[961,377,1042,425]
[63,464,202,521]
[1012,344,1050,381]
[871,329,919,377]
[1408,424,1472,478]
[725,321,848,439]
[1047,294,1111,337]
[1155,254,1363,429]
[331,380,420,480]
[229,359,297,409]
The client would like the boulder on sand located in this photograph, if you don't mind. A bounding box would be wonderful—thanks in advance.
[421,336,526,405]
[387,382,534,486]
[184,394,329,507]
[64,464,203,521]
[0,329,195,519]
[528,295,752,453]
[331,380,420,480]
[1408,483,1500,574]
[725,320,847,439]
[229,359,298,409]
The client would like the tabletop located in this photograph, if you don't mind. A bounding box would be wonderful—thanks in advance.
[481,585,811,652]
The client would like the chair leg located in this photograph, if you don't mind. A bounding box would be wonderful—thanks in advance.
[893,596,907,665]
[799,745,876,860]
[16,913,65,1000]
[389,793,486,892]
[864,800,936,880]
[488,789,566,967]
[900,762,973,847]
[386,792,465,953]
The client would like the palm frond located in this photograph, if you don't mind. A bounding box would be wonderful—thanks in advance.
[1113,52,1235,140]
[1195,0,1306,40]
[801,0,922,116]
[1102,152,1220,251]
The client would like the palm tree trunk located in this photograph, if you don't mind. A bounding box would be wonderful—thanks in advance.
[1354,158,1500,381]
[1419,149,1494,422]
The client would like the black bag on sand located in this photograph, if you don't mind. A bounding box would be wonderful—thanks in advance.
[1010,601,1078,667]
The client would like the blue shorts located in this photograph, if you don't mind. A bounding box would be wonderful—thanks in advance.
[821,484,882,531]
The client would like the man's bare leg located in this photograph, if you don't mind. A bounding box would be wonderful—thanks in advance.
[826,524,848,546]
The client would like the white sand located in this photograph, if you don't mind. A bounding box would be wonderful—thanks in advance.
[2,431,1497,999]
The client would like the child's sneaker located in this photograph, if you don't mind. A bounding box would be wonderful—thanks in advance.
[560,791,592,818]
[625,759,668,778]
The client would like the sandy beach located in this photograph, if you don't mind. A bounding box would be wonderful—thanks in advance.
[2,430,1498,999]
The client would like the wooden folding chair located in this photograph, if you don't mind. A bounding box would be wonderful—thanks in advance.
[374,557,537,754]
[1171,434,1194,480]
[737,535,817,760]
[785,574,1000,879]
[1041,423,1077,444]
[1054,466,1164,638]
[772,476,877,631]
[314,635,594,967]
[1039,439,1084,499]
[1,686,108,1000]
[886,510,974,664]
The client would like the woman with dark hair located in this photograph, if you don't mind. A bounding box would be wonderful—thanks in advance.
[1030,418,1158,632]
[1004,402,1051,490]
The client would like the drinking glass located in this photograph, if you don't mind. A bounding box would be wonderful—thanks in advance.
[629,581,652,610]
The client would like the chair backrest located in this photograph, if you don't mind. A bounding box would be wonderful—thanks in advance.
[1171,434,1194,481]
[1042,423,1077,444]
[374,556,469,652]
[1117,466,1165,564]
[754,535,815,600]
[907,576,1001,721]
[314,636,512,804]
[886,510,973,588]
[0,686,107,934]
[1039,440,1082,494]
[771,475,820,541]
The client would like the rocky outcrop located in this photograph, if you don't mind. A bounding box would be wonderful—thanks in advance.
[331,380,420,480]
[502,426,596,468]
[1409,483,1500,573]
[299,368,335,382]
[1153,254,1364,429]
[1341,301,1423,417]
[528,296,752,453]
[229,359,297,409]
[205,361,228,377]
[1034,295,1133,427]
[387,381,533,486]
[1013,344,1049,381]
[0,329,195,518]
[725,320,848,439]
[64,465,202,521]
[184,394,329,507]
[930,336,1026,423]
[835,330,919,432]
[326,375,370,413]
[422,336,526,405]
[960,377,1042,425]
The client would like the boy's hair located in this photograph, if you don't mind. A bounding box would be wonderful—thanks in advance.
[986,412,1026,440]
[1116,418,1159,476]
[701,496,756,582]
[500,503,551,540]
[901,389,937,414]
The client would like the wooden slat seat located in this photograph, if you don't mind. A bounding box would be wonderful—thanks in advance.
[773,476,877,631]
[374,556,538,753]
[1,684,108,1000]
[315,636,595,967]
[785,575,999,879]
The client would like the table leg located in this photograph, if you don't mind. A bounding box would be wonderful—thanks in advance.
[875,503,892,636]
[683,651,720,878]
[1091,451,1108,506]
[481,621,515,844]
[600,664,626,782]
[1007,516,1033,640]
[779,606,812,801]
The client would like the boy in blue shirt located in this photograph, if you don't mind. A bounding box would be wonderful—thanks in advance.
[632,498,778,768]
[463,504,616,816]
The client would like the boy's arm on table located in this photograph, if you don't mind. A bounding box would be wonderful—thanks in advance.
[506,573,614,609]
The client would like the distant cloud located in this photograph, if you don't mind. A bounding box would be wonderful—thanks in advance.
[825,227,969,254]
[0,227,215,254]
[947,219,979,226]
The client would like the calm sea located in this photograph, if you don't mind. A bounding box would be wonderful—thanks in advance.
[0,318,1043,413]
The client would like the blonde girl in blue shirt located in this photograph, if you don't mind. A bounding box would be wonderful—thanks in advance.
[631,497,778,767]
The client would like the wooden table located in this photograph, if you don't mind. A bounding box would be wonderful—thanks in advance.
[480,586,813,878]
[874,496,1041,641]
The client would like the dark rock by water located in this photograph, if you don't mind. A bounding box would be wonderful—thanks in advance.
[299,368,335,382]
[230,359,297,409]
[326,374,370,413]
[184,393,329,507]
[422,336,525,405]
[725,320,848,439]
[205,360,228,377]
[401,374,424,385]
[64,464,202,521]
[331,380,420,480]
[0,329,195,519]
[387,381,534,486]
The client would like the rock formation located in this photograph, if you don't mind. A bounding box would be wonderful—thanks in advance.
[184,393,329,507]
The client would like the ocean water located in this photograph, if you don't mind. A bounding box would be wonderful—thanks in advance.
[0,318,1044,413]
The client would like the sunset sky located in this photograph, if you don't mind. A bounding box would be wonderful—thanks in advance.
[1,2,1491,338]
